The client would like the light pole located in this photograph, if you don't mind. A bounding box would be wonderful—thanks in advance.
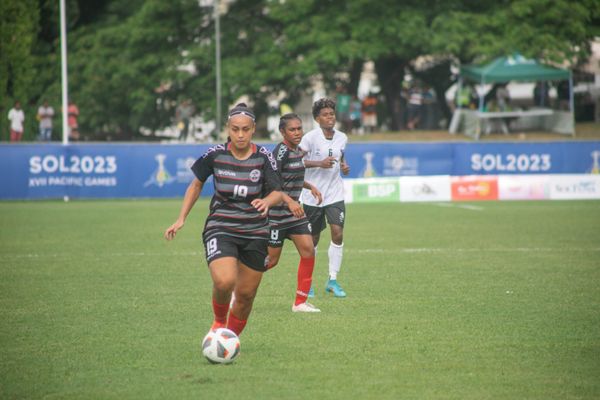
[214,0,222,137]
[60,0,69,145]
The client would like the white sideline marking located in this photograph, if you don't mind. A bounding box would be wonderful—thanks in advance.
[347,247,600,254]
[2,247,599,260]
[432,203,484,211]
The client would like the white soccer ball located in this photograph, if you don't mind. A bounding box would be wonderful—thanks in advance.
[202,328,241,364]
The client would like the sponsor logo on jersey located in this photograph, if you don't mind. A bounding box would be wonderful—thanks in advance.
[216,169,236,177]
[250,169,261,182]
[277,145,288,161]
[202,144,225,158]
[259,146,278,170]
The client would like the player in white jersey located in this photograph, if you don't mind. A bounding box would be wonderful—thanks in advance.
[299,98,350,297]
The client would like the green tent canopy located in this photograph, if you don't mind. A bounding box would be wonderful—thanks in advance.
[460,54,569,83]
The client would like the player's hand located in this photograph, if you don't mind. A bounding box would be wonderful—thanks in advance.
[251,198,269,216]
[320,156,337,168]
[341,162,350,176]
[286,200,305,218]
[164,219,184,241]
[311,187,323,205]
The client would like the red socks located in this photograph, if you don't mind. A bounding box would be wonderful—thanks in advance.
[295,256,315,306]
[212,297,248,335]
[212,298,229,330]
[226,312,247,336]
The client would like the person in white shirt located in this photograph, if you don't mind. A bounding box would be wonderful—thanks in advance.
[299,98,350,297]
[37,100,55,141]
[8,101,25,142]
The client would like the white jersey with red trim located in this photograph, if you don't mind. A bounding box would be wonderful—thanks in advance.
[299,127,347,207]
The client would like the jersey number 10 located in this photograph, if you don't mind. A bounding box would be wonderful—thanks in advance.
[233,185,248,198]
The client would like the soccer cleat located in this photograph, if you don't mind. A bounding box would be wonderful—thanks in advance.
[325,279,347,298]
[308,286,315,298]
[292,302,321,313]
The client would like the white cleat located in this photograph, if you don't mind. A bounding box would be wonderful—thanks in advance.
[292,302,321,313]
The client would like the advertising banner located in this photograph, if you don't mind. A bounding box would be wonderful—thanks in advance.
[498,175,550,200]
[350,178,400,203]
[451,176,499,201]
[0,144,214,199]
[548,174,600,200]
[1,141,599,199]
[399,176,452,202]
[452,142,600,175]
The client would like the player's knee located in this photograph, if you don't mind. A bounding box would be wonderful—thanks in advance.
[299,244,314,258]
[331,232,343,245]
[213,276,236,293]
[235,289,257,306]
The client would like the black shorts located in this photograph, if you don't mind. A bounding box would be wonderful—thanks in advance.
[303,201,346,234]
[203,234,268,272]
[268,221,313,248]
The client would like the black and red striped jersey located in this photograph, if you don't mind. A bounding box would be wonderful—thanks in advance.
[269,141,308,229]
[191,142,281,241]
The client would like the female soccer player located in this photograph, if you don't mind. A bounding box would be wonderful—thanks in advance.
[164,103,282,336]
[300,98,350,298]
[268,113,323,312]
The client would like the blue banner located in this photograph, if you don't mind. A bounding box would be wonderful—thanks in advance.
[1,141,599,199]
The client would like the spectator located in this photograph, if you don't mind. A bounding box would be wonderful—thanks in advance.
[37,100,55,141]
[496,84,510,111]
[533,82,550,108]
[556,80,570,111]
[361,92,378,133]
[175,99,195,142]
[407,85,423,130]
[68,101,80,141]
[8,101,25,142]
[349,95,362,134]
[335,87,351,132]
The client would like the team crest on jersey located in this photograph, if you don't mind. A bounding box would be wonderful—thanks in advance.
[249,169,261,182]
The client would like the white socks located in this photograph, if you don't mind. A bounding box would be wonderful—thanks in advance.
[328,242,343,280]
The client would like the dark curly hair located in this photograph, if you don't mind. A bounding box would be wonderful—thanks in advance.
[312,98,336,119]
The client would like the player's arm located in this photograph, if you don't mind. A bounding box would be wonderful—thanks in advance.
[164,178,203,240]
[340,149,350,175]
[303,157,337,169]
[252,190,283,217]
[281,192,304,218]
[303,181,322,205]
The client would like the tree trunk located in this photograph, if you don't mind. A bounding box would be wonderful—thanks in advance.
[374,57,407,131]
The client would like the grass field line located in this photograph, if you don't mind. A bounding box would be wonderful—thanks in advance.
[432,203,485,211]
[1,246,599,260]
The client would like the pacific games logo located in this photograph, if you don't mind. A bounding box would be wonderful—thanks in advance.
[144,154,176,187]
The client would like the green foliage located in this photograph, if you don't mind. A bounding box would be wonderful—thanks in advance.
[1,0,597,140]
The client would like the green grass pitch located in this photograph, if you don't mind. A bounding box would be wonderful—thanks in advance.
[1,199,599,399]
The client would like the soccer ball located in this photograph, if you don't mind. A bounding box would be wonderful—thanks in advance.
[202,328,241,364]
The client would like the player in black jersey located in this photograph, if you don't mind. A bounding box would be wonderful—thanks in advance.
[268,113,323,312]
[164,103,282,336]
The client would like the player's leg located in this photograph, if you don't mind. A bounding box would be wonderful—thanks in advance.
[324,202,347,297]
[289,230,320,312]
[266,227,284,270]
[228,261,263,335]
[227,238,268,336]
[208,256,238,330]
[303,205,327,297]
